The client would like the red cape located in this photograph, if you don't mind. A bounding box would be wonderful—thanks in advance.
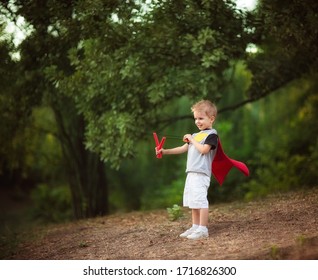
[212,138,249,185]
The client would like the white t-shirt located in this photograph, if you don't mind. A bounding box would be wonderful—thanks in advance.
[185,129,218,177]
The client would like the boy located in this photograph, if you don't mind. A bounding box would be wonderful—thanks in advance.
[156,100,218,240]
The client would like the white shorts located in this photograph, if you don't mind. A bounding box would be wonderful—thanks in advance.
[183,172,210,209]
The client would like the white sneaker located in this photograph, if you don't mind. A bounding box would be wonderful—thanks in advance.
[179,227,197,238]
[187,229,208,240]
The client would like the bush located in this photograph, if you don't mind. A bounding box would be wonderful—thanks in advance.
[30,184,72,223]
[242,141,318,201]
[141,178,184,210]
[167,204,183,221]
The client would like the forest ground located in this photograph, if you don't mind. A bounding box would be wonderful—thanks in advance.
[2,188,318,260]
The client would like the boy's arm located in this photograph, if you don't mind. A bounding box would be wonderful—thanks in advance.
[157,143,188,156]
[183,134,212,155]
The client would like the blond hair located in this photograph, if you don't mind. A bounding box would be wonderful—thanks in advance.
[191,100,217,119]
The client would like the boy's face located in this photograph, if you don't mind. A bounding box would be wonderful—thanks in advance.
[193,110,215,130]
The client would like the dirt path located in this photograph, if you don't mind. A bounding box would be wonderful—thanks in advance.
[8,189,318,260]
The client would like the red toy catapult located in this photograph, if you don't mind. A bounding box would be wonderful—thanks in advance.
[153,132,249,185]
[153,132,166,159]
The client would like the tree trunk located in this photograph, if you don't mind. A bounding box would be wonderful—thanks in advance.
[51,96,109,219]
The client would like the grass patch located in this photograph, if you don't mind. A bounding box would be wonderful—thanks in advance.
[269,244,281,260]
[296,234,308,246]
[79,241,89,248]
[166,204,183,221]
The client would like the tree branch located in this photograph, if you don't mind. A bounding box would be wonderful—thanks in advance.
[157,76,295,130]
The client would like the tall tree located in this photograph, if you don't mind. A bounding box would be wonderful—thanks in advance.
[54,0,251,168]
[0,0,112,218]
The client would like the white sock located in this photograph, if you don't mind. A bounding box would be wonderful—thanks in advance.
[198,225,208,232]
[191,224,199,229]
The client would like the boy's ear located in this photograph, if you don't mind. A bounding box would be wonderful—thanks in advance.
[211,115,216,123]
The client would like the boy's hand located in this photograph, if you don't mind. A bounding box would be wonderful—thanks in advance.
[183,134,192,143]
[155,147,164,155]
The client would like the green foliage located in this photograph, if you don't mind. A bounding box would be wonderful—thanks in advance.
[52,0,249,169]
[296,234,308,247]
[0,105,64,188]
[167,204,183,221]
[142,178,184,211]
[29,107,64,181]
[30,184,72,223]
[78,241,89,248]
[242,76,318,200]
[247,0,318,100]
[269,244,280,260]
